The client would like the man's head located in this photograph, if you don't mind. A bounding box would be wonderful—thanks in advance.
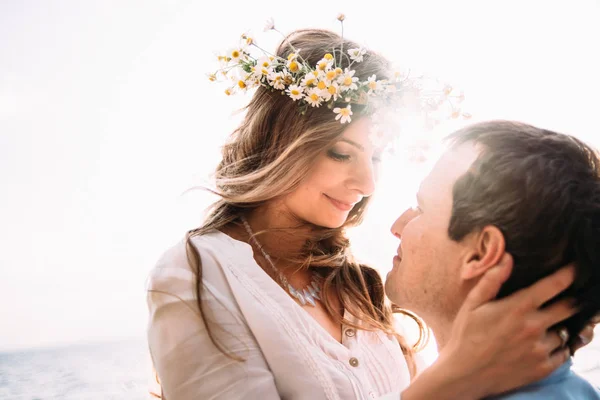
[385,120,600,346]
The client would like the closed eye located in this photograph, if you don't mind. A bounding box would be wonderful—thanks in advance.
[327,149,351,162]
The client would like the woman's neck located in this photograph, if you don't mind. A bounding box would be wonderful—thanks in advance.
[245,203,313,259]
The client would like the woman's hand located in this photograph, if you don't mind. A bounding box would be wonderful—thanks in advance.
[402,253,580,400]
[572,313,599,352]
[441,253,580,398]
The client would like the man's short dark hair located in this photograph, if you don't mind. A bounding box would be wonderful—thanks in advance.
[446,120,600,345]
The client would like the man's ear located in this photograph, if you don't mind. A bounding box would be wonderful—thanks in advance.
[461,225,506,280]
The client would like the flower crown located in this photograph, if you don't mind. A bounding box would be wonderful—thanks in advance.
[209,15,469,126]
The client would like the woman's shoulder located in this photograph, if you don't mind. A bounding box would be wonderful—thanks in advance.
[154,230,237,267]
[146,230,236,288]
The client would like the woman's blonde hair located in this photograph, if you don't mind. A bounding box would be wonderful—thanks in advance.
[186,28,427,382]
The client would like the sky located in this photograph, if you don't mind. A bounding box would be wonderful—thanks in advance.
[1,0,599,358]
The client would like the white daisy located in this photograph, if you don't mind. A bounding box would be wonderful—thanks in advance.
[252,57,273,79]
[339,69,359,92]
[301,71,320,87]
[256,56,273,70]
[228,48,243,64]
[287,50,302,61]
[304,88,323,107]
[264,17,275,31]
[333,104,353,123]
[366,74,382,94]
[286,59,301,73]
[316,58,334,72]
[320,82,340,102]
[347,48,366,63]
[268,71,286,90]
[286,84,304,101]
[324,69,338,83]
[230,71,254,92]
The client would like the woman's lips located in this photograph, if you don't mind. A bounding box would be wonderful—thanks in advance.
[324,194,355,211]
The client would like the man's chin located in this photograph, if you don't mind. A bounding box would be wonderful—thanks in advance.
[384,279,403,305]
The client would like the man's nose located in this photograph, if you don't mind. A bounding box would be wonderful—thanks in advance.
[390,208,418,238]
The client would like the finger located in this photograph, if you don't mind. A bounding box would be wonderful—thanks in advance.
[513,264,575,308]
[543,328,564,353]
[547,347,571,373]
[592,314,600,325]
[461,253,513,311]
[573,324,595,352]
[537,298,579,328]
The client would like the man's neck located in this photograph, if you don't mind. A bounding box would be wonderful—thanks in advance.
[426,316,454,352]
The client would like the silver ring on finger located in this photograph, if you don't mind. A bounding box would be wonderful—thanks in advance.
[558,327,569,348]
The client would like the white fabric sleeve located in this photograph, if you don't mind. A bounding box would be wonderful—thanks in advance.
[378,392,401,400]
[146,242,280,400]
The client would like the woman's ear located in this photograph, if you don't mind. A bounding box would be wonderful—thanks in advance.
[461,225,506,280]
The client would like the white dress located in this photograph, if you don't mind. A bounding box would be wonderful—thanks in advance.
[146,230,415,400]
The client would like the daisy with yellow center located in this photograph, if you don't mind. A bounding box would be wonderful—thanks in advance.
[333,104,353,124]
[305,88,323,107]
[268,72,286,90]
[339,69,358,92]
[320,82,339,101]
[228,48,243,63]
[287,59,300,73]
[366,74,381,93]
[252,66,270,79]
[209,16,467,125]
[301,74,317,87]
[286,84,304,101]
[257,57,272,69]
[325,70,337,81]
[317,61,328,71]
[347,48,366,63]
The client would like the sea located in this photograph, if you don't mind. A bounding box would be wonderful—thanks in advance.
[0,338,154,400]
[1,335,599,400]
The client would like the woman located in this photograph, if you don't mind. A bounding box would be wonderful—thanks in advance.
[146,26,594,399]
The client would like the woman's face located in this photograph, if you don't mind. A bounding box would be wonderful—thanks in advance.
[283,118,381,228]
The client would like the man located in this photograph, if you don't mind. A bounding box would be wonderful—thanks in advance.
[385,120,600,398]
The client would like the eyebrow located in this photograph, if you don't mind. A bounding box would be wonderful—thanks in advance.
[340,138,365,152]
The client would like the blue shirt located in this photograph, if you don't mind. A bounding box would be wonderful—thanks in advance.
[490,358,600,399]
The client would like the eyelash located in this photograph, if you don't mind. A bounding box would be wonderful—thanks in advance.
[327,150,383,164]
[327,150,351,162]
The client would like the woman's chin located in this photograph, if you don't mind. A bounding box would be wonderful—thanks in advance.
[306,215,347,229]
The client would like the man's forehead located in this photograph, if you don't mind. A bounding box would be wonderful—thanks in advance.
[420,143,480,197]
